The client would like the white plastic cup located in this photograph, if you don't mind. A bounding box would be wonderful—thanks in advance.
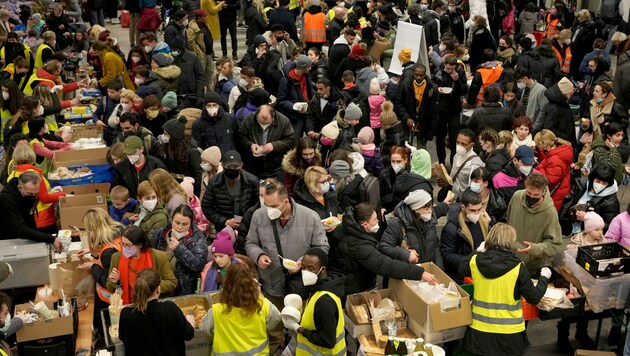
[33,301,52,319]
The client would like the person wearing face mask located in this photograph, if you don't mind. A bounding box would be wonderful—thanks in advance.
[0,171,63,249]
[131,65,164,99]
[282,248,346,355]
[137,94,168,137]
[277,54,315,140]
[160,117,203,195]
[239,104,297,179]
[562,164,620,237]
[128,180,170,238]
[0,290,30,356]
[493,145,538,202]
[585,83,628,146]
[544,3,566,40]
[113,136,167,198]
[170,38,205,102]
[229,66,259,113]
[440,189,490,283]
[437,129,484,198]
[334,202,439,296]
[469,167,507,222]
[513,67,548,125]
[107,90,137,142]
[496,36,516,68]
[507,173,563,272]
[164,10,188,49]
[440,0,465,44]
[282,137,323,198]
[199,146,223,200]
[107,226,177,304]
[533,130,573,211]
[293,166,341,226]
[151,53,182,95]
[380,188,449,269]
[551,29,573,75]
[202,150,260,232]
[379,146,411,212]
[539,77,577,147]
[418,0,442,48]
[477,129,511,178]
[192,91,238,152]
[150,204,208,295]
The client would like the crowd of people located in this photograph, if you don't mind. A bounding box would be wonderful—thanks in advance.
[0,0,629,355]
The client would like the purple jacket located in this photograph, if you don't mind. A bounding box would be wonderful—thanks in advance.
[605,212,630,246]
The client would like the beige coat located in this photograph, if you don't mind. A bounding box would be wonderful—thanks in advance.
[187,19,206,67]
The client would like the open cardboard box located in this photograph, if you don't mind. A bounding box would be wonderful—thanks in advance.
[59,193,108,229]
[52,147,109,169]
[344,289,406,339]
[390,262,472,344]
[574,351,617,356]
[61,183,110,196]
[15,301,74,342]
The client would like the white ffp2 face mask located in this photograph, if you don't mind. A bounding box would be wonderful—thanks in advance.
[301,267,322,286]
[142,199,157,211]
[466,212,480,224]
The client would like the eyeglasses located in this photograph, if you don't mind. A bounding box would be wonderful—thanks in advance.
[121,242,135,248]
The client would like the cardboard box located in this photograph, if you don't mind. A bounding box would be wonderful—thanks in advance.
[574,350,617,356]
[390,263,472,344]
[59,193,108,229]
[61,183,110,196]
[15,301,74,342]
[52,147,109,169]
[344,289,406,338]
[68,125,103,142]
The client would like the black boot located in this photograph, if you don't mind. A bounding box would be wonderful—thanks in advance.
[575,329,596,350]
[608,325,622,348]
[557,320,575,354]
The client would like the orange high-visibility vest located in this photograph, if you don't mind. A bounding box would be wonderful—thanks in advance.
[96,237,122,303]
[476,66,504,105]
[553,45,572,74]
[545,14,560,39]
[303,12,326,43]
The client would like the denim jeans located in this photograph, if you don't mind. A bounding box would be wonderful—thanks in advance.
[90,9,105,27]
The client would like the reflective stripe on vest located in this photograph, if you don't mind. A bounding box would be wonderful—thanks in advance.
[476,66,504,105]
[304,13,326,43]
[211,297,270,356]
[545,15,560,40]
[34,44,52,70]
[3,64,14,79]
[44,114,59,132]
[7,167,53,215]
[23,72,56,95]
[96,239,122,303]
[553,45,572,74]
[28,138,53,176]
[469,254,525,334]
[297,291,347,356]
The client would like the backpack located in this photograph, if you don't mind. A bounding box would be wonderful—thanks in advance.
[233,87,250,113]
[359,175,378,204]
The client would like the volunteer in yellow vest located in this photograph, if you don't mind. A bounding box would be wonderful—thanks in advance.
[303,0,327,51]
[7,145,66,233]
[27,117,72,176]
[461,223,549,356]
[34,31,57,70]
[201,263,281,356]
[467,49,504,106]
[283,248,347,356]
[0,80,24,144]
[24,60,86,98]
[1,33,33,70]
[551,29,572,75]
[544,3,565,40]
[0,57,31,90]
[77,208,124,338]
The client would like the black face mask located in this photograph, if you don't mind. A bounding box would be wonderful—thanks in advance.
[525,195,540,208]
[276,37,284,43]
[224,168,241,180]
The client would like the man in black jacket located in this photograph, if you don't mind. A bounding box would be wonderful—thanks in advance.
[113,113,162,158]
[306,78,343,141]
[239,105,296,178]
[268,0,299,43]
[0,172,62,249]
[164,10,188,49]
[191,92,239,152]
[440,189,489,284]
[113,136,167,197]
[219,0,241,59]
[171,38,205,100]
[396,63,439,148]
[201,150,259,232]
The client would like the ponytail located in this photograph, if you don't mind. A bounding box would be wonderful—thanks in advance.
[132,268,161,313]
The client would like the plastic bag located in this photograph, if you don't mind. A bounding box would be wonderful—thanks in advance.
[537,287,575,311]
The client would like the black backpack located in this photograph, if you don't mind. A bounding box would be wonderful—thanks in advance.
[233,87,250,113]
[359,175,378,204]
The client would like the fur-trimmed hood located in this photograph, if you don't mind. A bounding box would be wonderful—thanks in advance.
[153,65,181,80]
[281,148,322,176]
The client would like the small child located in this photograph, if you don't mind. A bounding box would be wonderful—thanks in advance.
[23,29,44,54]
[109,185,137,225]
[180,177,209,233]
[199,227,242,292]
[357,126,384,176]
[368,78,385,146]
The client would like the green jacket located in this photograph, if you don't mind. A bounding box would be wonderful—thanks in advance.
[135,202,169,239]
[106,248,178,294]
[507,189,563,272]
[591,135,624,184]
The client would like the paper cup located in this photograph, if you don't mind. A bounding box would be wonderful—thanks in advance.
[109,305,122,325]
[34,301,52,319]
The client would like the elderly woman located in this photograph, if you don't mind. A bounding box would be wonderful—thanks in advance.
[460,223,549,356]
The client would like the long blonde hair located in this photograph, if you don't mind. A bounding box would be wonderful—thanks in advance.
[33,85,53,106]
[534,129,570,151]
[82,208,123,249]
[304,166,327,195]
[149,168,189,204]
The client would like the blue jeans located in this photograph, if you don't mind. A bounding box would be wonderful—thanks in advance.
[90,9,105,27]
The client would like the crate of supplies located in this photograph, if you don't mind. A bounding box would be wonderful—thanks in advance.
[576,242,630,278]
[68,124,103,142]
[538,269,586,320]
[0,239,50,289]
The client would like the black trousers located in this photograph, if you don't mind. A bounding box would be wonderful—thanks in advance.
[220,19,238,56]
[436,112,461,166]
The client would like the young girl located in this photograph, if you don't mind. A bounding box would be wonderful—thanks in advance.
[368,78,385,146]
[199,227,243,292]
[149,168,189,217]
[502,82,526,119]
[357,126,384,176]
[180,177,209,233]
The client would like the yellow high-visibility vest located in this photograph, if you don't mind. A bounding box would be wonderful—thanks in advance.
[34,43,52,70]
[211,297,270,356]
[297,291,346,356]
[470,254,525,334]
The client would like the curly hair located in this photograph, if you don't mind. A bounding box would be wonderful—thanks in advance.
[218,264,262,316]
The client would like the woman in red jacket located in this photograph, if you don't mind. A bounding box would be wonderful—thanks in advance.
[6,144,66,233]
[534,129,574,211]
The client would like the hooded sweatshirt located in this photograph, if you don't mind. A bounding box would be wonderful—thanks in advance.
[506,190,563,271]
[301,272,346,349]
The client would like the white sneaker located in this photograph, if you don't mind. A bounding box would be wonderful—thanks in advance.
[112,18,120,24]
[106,18,112,23]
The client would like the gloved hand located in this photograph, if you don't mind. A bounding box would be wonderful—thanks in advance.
[282,318,301,332]
[52,85,64,93]
[540,267,552,279]
[476,241,486,252]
